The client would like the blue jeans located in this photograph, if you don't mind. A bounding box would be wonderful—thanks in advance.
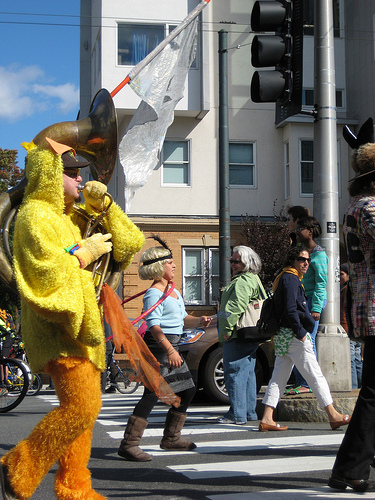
[350,340,363,389]
[293,297,327,388]
[222,338,259,422]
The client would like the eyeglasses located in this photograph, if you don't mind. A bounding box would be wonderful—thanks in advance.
[296,256,311,263]
[230,259,242,264]
[295,227,306,233]
[63,169,81,179]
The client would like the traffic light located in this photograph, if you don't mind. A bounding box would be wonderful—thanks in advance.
[250,0,303,124]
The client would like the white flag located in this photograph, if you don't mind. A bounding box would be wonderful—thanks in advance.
[119,17,199,211]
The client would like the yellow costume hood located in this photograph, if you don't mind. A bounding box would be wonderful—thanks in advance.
[14,146,144,372]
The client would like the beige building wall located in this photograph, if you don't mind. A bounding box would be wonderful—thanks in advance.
[80,0,353,305]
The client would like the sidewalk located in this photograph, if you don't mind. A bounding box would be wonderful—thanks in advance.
[256,388,359,423]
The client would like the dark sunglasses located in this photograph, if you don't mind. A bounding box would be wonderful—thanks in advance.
[295,227,307,233]
[230,259,242,264]
[296,256,311,263]
[64,169,81,179]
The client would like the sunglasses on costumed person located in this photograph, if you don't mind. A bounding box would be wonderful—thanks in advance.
[64,169,81,179]
[230,259,242,264]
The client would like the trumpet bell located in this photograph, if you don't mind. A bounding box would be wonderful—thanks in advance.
[33,89,118,185]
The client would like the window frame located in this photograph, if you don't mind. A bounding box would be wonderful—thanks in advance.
[229,142,257,189]
[182,247,205,306]
[208,248,219,305]
[299,139,314,197]
[299,138,342,198]
[161,140,191,187]
[302,0,342,38]
[284,141,290,200]
[182,247,219,306]
[117,22,199,69]
[302,88,345,111]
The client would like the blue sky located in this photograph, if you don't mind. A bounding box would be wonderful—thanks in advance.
[0,1,80,168]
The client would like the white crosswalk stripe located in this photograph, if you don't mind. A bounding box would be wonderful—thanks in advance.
[206,488,375,499]
[171,455,336,479]
[39,391,361,498]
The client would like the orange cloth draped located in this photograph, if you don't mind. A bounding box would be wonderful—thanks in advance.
[100,283,181,408]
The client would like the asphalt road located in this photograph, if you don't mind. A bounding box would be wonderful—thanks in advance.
[1,387,374,500]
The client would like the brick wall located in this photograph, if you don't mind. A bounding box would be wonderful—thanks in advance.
[121,219,244,320]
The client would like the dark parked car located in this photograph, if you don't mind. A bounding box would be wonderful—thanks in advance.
[178,320,274,403]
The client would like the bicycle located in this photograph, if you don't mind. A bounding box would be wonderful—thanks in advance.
[105,345,140,395]
[8,336,43,396]
[0,330,29,413]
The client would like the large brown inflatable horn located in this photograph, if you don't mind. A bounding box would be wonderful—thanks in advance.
[33,89,118,185]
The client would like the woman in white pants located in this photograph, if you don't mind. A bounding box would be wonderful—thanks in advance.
[259,246,351,432]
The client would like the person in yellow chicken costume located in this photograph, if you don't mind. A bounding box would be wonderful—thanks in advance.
[0,138,145,500]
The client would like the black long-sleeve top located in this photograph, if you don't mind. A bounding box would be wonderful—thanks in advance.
[274,273,315,340]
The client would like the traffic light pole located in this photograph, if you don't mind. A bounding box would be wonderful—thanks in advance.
[313,0,351,391]
[218,30,231,291]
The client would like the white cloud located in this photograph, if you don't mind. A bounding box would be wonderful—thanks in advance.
[0,65,79,121]
[33,83,79,113]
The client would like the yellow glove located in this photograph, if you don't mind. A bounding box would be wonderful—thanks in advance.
[83,181,108,212]
[74,233,112,269]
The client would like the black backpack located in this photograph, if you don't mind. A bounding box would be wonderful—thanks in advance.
[256,293,280,340]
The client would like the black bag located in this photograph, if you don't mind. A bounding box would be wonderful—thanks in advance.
[255,295,280,341]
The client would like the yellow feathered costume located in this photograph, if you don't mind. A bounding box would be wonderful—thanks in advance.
[1,144,145,500]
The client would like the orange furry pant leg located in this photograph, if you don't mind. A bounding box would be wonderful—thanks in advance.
[1,357,105,500]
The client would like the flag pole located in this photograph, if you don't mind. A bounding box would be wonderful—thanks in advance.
[111,0,211,98]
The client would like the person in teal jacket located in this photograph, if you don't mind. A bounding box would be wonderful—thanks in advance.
[217,245,265,425]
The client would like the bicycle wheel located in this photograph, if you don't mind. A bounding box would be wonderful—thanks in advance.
[0,358,29,412]
[114,369,140,394]
[27,373,43,396]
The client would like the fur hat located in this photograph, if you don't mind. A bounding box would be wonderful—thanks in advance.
[349,143,375,182]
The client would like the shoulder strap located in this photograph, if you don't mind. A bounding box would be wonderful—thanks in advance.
[130,282,176,325]
[254,274,267,300]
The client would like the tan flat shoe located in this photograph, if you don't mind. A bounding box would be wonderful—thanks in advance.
[259,422,288,432]
[330,414,351,430]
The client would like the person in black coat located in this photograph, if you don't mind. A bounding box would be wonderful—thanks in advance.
[259,246,351,432]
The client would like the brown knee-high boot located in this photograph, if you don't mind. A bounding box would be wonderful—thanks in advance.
[160,408,196,450]
[118,415,152,462]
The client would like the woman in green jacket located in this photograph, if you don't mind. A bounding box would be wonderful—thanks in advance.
[217,245,264,424]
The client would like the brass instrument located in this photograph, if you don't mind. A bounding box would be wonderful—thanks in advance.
[0,89,120,299]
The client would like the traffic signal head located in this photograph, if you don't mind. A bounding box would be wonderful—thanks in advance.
[251,71,285,103]
[251,0,286,32]
[250,0,303,122]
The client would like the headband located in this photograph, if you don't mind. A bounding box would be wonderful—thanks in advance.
[142,254,172,266]
[141,234,172,267]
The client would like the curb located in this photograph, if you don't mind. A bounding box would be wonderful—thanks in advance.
[256,389,359,423]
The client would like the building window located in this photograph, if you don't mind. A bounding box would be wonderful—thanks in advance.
[299,139,341,197]
[117,23,199,68]
[300,140,314,196]
[229,143,255,188]
[162,141,190,186]
[303,0,341,37]
[182,248,219,305]
[118,23,165,65]
[284,142,290,199]
[302,89,344,110]
[209,249,220,305]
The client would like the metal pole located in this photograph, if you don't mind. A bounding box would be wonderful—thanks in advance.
[314,0,351,391]
[218,30,231,290]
